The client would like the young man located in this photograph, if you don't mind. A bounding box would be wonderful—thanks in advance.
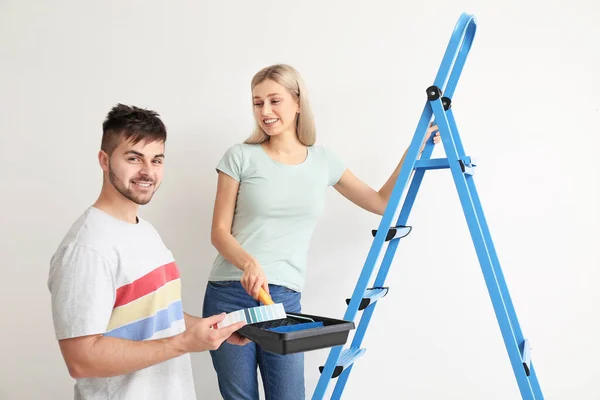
[48,104,248,400]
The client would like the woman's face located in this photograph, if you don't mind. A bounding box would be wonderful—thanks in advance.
[252,79,299,138]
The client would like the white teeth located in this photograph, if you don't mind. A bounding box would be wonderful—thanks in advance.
[134,182,151,187]
[264,118,278,124]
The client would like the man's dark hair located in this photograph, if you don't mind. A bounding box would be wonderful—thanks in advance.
[101,104,167,155]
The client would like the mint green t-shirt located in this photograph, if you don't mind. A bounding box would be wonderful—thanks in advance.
[208,143,346,292]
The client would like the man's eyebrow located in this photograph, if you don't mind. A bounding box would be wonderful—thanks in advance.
[124,150,165,158]
[125,150,144,157]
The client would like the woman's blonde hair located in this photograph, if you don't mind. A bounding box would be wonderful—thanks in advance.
[244,64,316,146]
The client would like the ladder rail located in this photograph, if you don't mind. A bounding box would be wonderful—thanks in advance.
[445,106,543,398]
[448,105,524,339]
[433,13,477,98]
[312,151,410,397]
[449,110,544,398]
[330,157,432,397]
[352,143,436,347]
[312,102,435,399]
[430,97,539,399]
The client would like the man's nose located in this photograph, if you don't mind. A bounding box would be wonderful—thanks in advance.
[139,160,152,176]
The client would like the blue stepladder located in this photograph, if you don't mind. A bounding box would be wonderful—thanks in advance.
[312,12,545,400]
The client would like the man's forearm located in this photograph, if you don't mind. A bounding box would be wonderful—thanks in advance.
[64,334,186,379]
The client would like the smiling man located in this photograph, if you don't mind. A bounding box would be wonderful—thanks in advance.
[47,104,248,400]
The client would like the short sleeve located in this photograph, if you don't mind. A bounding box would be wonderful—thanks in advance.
[48,244,116,340]
[324,147,346,186]
[216,144,244,182]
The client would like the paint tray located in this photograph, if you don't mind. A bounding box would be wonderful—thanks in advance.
[237,312,355,355]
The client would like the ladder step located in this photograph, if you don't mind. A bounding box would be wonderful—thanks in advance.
[458,158,476,175]
[371,225,412,241]
[521,339,531,376]
[346,287,389,311]
[319,347,366,378]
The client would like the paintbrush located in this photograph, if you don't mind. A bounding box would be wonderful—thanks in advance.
[257,287,316,324]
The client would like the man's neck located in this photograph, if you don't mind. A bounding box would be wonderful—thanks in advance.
[93,185,139,225]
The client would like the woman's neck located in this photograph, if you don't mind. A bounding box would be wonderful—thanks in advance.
[263,130,305,154]
[261,130,308,165]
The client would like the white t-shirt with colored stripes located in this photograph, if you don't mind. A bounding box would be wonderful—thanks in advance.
[48,207,196,400]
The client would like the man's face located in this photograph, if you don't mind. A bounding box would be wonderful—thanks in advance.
[103,138,165,205]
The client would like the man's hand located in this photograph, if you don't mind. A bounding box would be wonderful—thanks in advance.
[226,332,251,346]
[179,313,248,352]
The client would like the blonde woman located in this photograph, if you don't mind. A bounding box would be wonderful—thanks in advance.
[202,64,439,399]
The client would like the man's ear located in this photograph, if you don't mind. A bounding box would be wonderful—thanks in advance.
[98,150,109,172]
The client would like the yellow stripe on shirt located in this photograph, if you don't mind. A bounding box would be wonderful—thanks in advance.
[107,278,182,331]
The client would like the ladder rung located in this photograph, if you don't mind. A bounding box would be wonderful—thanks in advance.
[319,348,366,378]
[521,339,531,376]
[346,287,389,311]
[414,158,451,170]
[414,157,475,175]
[371,225,412,241]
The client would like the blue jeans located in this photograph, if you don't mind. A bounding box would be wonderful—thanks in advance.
[202,281,305,400]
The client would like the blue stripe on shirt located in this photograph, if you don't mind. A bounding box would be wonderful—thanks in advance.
[104,300,184,341]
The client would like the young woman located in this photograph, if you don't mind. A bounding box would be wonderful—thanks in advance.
[202,64,439,400]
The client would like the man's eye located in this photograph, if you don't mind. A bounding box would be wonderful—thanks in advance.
[128,157,139,162]
[153,159,163,164]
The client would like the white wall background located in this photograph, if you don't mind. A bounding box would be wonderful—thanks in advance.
[1,0,598,399]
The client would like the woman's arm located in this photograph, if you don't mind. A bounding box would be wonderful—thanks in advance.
[334,125,440,215]
[210,172,269,298]
[210,172,256,271]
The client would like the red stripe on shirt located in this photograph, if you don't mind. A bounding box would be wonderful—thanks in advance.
[114,262,180,308]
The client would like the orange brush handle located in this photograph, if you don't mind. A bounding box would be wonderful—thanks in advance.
[258,288,274,305]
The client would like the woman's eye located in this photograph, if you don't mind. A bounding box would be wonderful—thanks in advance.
[254,103,263,107]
